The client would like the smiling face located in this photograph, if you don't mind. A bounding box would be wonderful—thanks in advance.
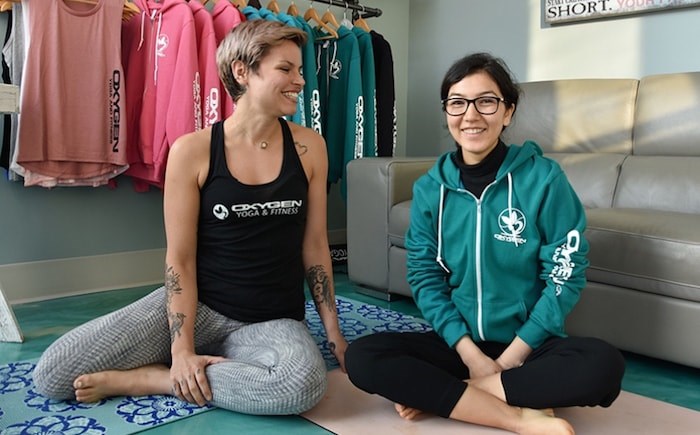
[236,40,305,117]
[445,71,514,165]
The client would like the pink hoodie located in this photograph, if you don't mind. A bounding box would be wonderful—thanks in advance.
[210,0,245,119]
[122,0,200,191]
[189,0,221,128]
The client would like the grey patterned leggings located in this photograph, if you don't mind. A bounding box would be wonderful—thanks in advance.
[32,287,327,415]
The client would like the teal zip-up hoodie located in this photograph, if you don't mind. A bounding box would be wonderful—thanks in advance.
[406,141,589,350]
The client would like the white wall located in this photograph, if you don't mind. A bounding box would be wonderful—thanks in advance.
[405,0,700,156]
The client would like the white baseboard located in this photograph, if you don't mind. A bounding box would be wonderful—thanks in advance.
[0,249,166,305]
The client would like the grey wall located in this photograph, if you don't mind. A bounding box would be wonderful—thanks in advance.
[406,0,530,157]
[0,177,165,265]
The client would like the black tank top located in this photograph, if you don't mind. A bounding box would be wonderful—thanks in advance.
[197,118,309,322]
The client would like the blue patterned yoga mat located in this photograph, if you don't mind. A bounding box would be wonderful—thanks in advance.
[306,296,432,370]
[0,296,430,434]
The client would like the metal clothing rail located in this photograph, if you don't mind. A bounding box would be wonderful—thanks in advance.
[308,0,382,19]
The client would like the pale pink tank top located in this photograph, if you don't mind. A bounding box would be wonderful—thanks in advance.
[17,0,128,183]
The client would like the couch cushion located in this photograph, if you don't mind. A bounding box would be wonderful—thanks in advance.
[503,79,637,155]
[388,200,412,249]
[634,72,700,157]
[545,153,625,209]
[614,156,700,214]
[586,208,700,303]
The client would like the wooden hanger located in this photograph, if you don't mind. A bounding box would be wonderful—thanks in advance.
[0,1,13,13]
[353,16,371,32]
[231,0,247,9]
[321,7,340,30]
[353,5,371,32]
[304,3,338,39]
[266,0,279,13]
[122,0,140,18]
[287,1,299,16]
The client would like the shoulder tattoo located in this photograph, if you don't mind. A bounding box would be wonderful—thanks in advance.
[294,141,308,156]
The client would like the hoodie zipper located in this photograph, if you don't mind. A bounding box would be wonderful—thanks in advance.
[456,181,495,342]
[475,198,485,341]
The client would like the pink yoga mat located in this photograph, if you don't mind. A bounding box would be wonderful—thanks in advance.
[302,369,700,434]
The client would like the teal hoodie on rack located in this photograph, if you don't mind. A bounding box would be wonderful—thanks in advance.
[406,141,589,350]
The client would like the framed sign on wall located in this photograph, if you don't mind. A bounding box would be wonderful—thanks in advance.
[545,0,700,24]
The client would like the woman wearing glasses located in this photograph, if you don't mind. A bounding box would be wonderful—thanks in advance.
[345,53,625,434]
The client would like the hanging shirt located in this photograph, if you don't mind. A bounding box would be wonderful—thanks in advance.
[210,0,244,119]
[314,25,362,197]
[293,17,322,135]
[1,9,14,176]
[189,0,221,129]
[370,30,396,157]
[121,0,200,191]
[6,1,26,182]
[251,6,279,21]
[16,0,128,186]
[352,26,377,158]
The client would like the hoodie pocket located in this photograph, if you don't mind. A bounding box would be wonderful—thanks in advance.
[480,300,528,342]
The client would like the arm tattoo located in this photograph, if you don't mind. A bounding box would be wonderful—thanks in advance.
[306,265,335,312]
[165,264,186,343]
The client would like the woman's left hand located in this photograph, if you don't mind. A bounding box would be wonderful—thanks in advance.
[329,336,349,372]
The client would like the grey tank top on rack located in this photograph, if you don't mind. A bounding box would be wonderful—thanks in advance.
[197,118,309,322]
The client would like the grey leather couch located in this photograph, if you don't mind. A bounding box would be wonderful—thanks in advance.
[346,72,700,369]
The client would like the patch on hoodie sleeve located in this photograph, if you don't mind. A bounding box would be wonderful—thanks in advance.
[549,230,581,296]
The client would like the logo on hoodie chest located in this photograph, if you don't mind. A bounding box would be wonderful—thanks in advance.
[493,208,527,246]
[156,34,169,58]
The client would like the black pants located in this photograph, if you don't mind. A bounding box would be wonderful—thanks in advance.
[345,331,625,418]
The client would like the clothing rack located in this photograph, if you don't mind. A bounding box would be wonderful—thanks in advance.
[307,0,382,19]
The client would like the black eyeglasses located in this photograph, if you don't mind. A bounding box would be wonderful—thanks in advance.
[441,96,506,116]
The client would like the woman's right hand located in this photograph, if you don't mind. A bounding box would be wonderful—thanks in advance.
[463,353,503,379]
[170,351,227,406]
[454,336,503,380]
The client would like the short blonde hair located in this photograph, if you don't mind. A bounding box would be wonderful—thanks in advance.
[216,20,307,102]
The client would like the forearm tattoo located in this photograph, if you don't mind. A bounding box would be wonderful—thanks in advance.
[165,264,186,343]
[306,265,334,312]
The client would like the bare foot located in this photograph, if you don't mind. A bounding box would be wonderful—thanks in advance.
[73,364,171,402]
[541,408,556,417]
[517,407,574,435]
[394,403,423,420]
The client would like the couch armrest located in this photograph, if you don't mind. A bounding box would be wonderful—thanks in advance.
[346,157,436,292]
